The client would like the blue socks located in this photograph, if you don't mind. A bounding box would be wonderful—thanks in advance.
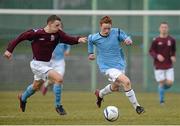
[21,84,35,102]
[158,85,165,103]
[53,84,62,107]
[163,84,172,90]
[21,83,62,107]
[158,84,172,103]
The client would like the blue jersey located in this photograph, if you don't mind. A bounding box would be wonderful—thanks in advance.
[88,28,131,73]
[52,43,71,61]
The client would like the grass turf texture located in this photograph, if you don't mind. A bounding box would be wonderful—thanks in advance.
[0,91,180,125]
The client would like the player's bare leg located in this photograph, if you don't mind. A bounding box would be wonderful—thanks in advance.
[41,80,53,95]
[164,80,173,89]
[47,70,67,115]
[117,74,145,114]
[48,70,63,84]
[18,80,44,112]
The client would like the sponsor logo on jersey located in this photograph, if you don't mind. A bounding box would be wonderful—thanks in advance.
[39,38,45,41]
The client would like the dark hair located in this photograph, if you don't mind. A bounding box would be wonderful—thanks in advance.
[47,15,61,24]
[160,21,168,25]
[100,16,112,25]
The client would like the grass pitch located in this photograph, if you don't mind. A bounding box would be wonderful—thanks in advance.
[0,91,180,125]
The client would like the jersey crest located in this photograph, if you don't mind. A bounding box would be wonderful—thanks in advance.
[167,40,171,46]
[51,35,55,41]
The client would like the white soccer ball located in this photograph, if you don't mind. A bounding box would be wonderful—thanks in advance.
[103,106,119,122]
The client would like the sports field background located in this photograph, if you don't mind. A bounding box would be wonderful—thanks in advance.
[0,0,180,125]
[0,0,180,92]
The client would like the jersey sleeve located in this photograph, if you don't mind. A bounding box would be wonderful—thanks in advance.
[118,29,131,42]
[6,29,35,53]
[171,38,176,56]
[88,34,94,54]
[58,30,79,45]
[149,39,158,59]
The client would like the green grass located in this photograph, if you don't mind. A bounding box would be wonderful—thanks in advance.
[0,91,180,125]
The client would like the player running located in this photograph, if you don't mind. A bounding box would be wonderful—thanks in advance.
[41,22,71,115]
[41,43,70,115]
[149,22,176,105]
[88,16,144,114]
[3,15,87,115]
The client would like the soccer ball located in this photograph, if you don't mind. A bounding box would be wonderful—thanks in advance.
[103,106,119,122]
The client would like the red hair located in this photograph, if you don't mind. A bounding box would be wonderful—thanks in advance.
[100,16,112,25]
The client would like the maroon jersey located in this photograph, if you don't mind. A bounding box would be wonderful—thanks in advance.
[7,28,80,61]
[149,35,176,69]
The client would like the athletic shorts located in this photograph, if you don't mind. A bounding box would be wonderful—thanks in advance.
[105,68,125,82]
[154,68,174,82]
[30,60,53,81]
[50,59,65,76]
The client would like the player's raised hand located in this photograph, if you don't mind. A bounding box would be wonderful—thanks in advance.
[78,37,87,43]
[157,54,164,62]
[88,54,96,60]
[171,56,176,63]
[124,38,132,45]
[3,50,12,60]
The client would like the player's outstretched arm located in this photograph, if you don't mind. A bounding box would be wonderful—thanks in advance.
[87,34,95,60]
[59,30,87,45]
[6,29,35,54]
[118,29,132,45]
[78,37,87,43]
[3,50,12,60]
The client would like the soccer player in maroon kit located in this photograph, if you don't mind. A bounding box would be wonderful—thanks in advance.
[3,15,87,115]
[149,22,176,105]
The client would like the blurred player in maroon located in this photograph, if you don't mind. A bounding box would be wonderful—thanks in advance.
[3,15,87,115]
[149,22,176,105]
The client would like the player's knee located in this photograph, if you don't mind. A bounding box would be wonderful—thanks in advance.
[123,78,131,87]
[55,76,63,84]
[117,77,131,90]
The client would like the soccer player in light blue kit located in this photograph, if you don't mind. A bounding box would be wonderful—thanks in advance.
[88,16,144,114]
[41,22,71,115]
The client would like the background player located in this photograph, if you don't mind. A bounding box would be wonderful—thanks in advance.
[88,16,144,114]
[3,15,87,115]
[149,22,176,105]
[41,22,71,115]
